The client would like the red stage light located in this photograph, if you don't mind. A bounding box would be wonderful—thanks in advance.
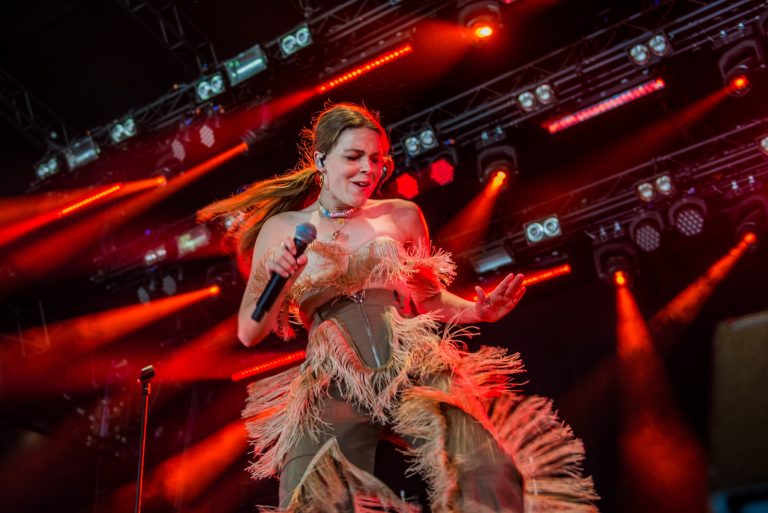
[473,23,494,39]
[394,172,420,199]
[208,284,221,297]
[429,158,455,186]
[522,264,572,286]
[614,270,628,287]
[729,74,749,94]
[544,78,666,134]
[231,350,306,381]
[743,231,757,245]
[316,44,413,94]
[491,170,507,188]
[57,184,123,217]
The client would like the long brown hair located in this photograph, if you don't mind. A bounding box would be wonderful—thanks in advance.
[198,102,391,257]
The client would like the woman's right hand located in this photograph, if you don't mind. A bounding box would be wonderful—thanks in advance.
[268,235,308,280]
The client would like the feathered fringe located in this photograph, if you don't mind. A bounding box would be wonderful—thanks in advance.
[266,438,421,513]
[248,237,456,340]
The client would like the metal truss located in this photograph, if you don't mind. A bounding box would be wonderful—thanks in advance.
[387,0,768,158]
[117,0,219,74]
[0,65,72,150]
[451,118,768,261]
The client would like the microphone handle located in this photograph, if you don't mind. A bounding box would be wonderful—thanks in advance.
[250,236,311,322]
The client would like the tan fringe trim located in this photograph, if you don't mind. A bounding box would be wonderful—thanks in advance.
[275,438,421,513]
[248,237,456,340]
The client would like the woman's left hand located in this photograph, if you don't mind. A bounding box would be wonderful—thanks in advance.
[474,273,526,322]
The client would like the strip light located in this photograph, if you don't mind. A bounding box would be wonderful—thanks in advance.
[316,44,413,94]
[231,350,306,382]
[543,78,666,134]
[57,184,123,217]
[522,263,572,286]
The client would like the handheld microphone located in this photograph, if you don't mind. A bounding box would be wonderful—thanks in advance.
[251,222,317,322]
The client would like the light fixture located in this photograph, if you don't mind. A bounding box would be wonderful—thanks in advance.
[468,244,515,274]
[315,43,413,93]
[109,116,137,144]
[279,23,312,58]
[459,1,501,45]
[648,33,670,56]
[729,193,768,245]
[630,212,664,252]
[718,39,763,97]
[524,214,561,245]
[429,157,455,186]
[517,91,537,112]
[63,136,100,170]
[758,135,768,155]
[629,44,651,65]
[144,244,168,266]
[476,145,517,186]
[176,225,212,257]
[669,197,707,237]
[534,83,555,105]
[593,241,637,286]
[636,182,656,202]
[199,124,215,148]
[35,155,60,180]
[393,172,419,199]
[401,126,439,158]
[655,174,675,196]
[224,45,268,86]
[195,72,226,102]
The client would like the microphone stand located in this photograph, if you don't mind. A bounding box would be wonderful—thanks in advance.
[134,365,155,513]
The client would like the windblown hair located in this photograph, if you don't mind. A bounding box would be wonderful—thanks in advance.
[197,102,391,257]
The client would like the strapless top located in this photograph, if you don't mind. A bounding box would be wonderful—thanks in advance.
[250,236,456,339]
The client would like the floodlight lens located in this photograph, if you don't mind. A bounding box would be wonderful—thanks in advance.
[648,34,669,56]
[518,91,536,112]
[281,35,298,56]
[419,129,437,149]
[637,182,656,202]
[542,216,561,237]
[404,136,421,156]
[295,26,311,47]
[526,222,544,242]
[535,84,554,104]
[655,175,674,195]
[629,44,650,65]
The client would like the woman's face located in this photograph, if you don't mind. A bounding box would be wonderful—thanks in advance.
[317,127,386,209]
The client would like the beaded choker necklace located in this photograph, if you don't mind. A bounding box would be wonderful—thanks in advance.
[319,203,359,219]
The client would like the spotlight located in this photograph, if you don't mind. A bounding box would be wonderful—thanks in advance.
[109,117,137,144]
[195,72,226,102]
[534,83,555,105]
[144,244,168,266]
[224,45,267,86]
[757,135,768,155]
[636,182,656,202]
[655,174,675,196]
[419,128,438,151]
[524,214,561,245]
[199,124,215,148]
[718,39,764,97]
[668,197,707,237]
[593,241,637,286]
[630,212,664,252]
[176,225,212,258]
[63,136,100,170]
[476,145,517,186]
[648,33,670,56]
[279,23,312,58]
[35,155,60,180]
[629,44,651,65]
[730,193,768,246]
[468,243,515,274]
[459,1,501,44]
[404,136,421,156]
[401,126,439,158]
[171,139,186,162]
[517,91,537,112]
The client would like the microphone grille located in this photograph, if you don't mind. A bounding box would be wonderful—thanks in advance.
[295,222,317,244]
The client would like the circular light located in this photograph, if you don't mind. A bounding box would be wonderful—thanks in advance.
[208,284,221,297]
[419,129,437,149]
[196,81,212,101]
[636,182,656,202]
[760,136,768,155]
[404,136,421,156]
[474,24,494,39]
[655,175,674,196]
[518,91,537,112]
[281,34,298,55]
[123,118,136,137]
[672,205,705,237]
[633,221,662,252]
[542,216,561,237]
[295,27,311,47]
[729,74,750,96]
[535,84,554,104]
[629,44,650,65]
[613,270,628,287]
[492,170,507,187]
[110,124,125,143]
[210,74,225,94]
[648,34,669,56]
[526,222,544,243]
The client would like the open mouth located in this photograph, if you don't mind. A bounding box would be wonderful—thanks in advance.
[352,181,370,188]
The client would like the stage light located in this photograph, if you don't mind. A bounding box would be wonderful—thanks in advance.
[195,73,226,102]
[419,128,438,150]
[648,34,670,56]
[524,214,561,245]
[35,155,60,180]
[758,135,768,155]
[208,284,221,297]
[543,78,666,134]
[491,170,506,188]
[534,83,555,105]
[231,350,306,381]
[171,139,186,162]
[459,1,501,44]
[279,24,312,58]
[629,44,651,65]
[630,212,664,252]
[225,44,268,86]
[161,273,177,296]
[394,172,419,199]
[636,182,656,202]
[402,126,439,158]
[63,136,100,170]
[316,43,413,93]
[719,39,763,97]
[176,225,211,258]
[613,269,628,287]
[144,245,168,266]
[109,117,137,144]
[137,277,159,304]
[429,158,455,186]
[593,241,637,286]
[730,194,768,246]
[477,144,517,186]
[468,243,515,274]
[655,174,675,196]
[199,124,215,148]
[517,91,537,112]
[727,73,750,96]
[404,136,421,156]
[669,197,707,237]
[57,184,123,217]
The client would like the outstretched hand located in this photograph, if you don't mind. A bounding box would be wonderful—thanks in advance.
[474,273,526,323]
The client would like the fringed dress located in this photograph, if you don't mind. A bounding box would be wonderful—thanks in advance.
[243,236,599,513]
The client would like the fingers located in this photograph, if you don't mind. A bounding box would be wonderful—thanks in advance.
[268,237,302,278]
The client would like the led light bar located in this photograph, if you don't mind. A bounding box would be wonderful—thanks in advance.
[231,350,306,381]
[57,184,123,217]
[316,44,413,94]
[543,78,666,134]
[522,264,572,287]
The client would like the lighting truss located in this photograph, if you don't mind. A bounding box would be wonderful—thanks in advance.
[387,0,764,157]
